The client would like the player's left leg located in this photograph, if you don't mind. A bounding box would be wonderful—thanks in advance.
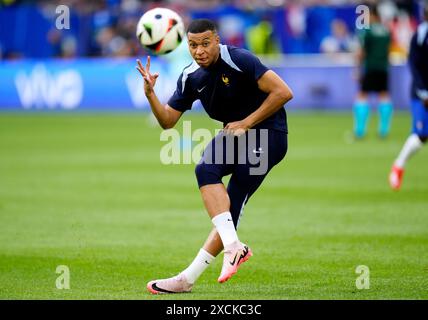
[378,91,393,138]
[389,99,428,190]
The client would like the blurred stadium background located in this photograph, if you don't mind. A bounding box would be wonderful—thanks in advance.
[0,0,423,110]
[1,0,427,300]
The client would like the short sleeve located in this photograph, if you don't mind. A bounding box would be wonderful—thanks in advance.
[231,48,269,81]
[167,73,197,112]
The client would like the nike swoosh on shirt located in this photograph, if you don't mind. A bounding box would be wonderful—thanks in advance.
[197,86,207,93]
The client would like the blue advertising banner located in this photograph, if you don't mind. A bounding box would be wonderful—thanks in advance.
[0,56,411,112]
[0,57,176,111]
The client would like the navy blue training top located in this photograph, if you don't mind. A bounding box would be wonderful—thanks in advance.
[168,44,287,132]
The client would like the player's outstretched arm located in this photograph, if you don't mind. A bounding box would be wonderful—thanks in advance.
[136,57,182,129]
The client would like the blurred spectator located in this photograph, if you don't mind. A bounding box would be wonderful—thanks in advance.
[389,10,417,59]
[246,20,280,55]
[218,14,246,48]
[46,28,78,58]
[95,26,133,57]
[320,19,358,54]
[61,35,78,58]
[0,0,19,5]
[287,2,306,38]
[46,29,62,57]
[0,0,424,59]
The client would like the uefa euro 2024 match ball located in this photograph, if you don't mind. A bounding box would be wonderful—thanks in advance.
[136,7,185,55]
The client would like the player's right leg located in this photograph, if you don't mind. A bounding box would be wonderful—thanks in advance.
[217,129,288,283]
[378,91,393,138]
[194,131,243,248]
[353,91,370,138]
[197,182,251,283]
[194,131,261,283]
[147,273,194,294]
[389,99,428,190]
[374,69,393,138]
[147,134,233,295]
[146,229,221,294]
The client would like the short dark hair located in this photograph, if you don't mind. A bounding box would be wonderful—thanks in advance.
[187,19,217,34]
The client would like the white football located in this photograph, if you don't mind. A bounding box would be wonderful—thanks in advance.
[136,7,185,55]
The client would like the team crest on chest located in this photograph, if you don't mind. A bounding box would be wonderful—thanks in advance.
[221,74,230,86]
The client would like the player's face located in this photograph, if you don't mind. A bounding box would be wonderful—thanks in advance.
[187,30,220,68]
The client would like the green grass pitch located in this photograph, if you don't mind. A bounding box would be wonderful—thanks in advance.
[0,111,427,300]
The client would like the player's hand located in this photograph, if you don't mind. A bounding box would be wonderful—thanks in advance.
[136,56,159,96]
[224,120,250,137]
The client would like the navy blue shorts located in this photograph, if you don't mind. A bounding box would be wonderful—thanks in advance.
[195,129,288,228]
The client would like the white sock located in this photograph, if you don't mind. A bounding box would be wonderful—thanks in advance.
[394,134,423,168]
[181,248,215,284]
[211,211,239,247]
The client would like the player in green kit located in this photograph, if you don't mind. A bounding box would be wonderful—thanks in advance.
[353,4,392,139]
